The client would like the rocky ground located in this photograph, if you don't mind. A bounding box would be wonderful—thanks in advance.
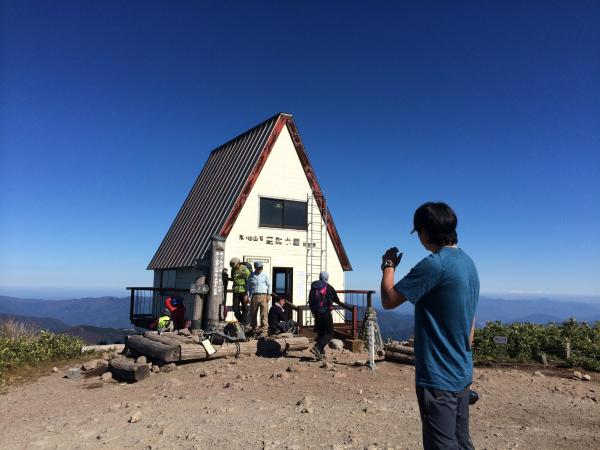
[0,347,598,450]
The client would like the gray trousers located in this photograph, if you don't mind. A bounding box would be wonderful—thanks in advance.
[416,385,474,450]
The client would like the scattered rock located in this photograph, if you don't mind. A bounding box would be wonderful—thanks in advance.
[163,378,184,388]
[286,364,306,373]
[102,352,110,361]
[151,365,160,373]
[296,396,312,407]
[51,367,58,374]
[353,360,367,367]
[573,371,583,380]
[321,361,333,369]
[129,411,142,423]
[161,363,176,373]
[100,372,113,382]
[300,407,313,414]
[66,368,81,379]
[224,382,233,389]
[199,370,208,378]
[269,372,289,379]
[534,371,545,378]
[329,339,344,350]
[582,374,591,382]
[135,356,147,365]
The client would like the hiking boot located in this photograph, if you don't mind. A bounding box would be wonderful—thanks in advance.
[309,346,324,360]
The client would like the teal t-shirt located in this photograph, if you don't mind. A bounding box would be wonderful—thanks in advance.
[394,247,479,392]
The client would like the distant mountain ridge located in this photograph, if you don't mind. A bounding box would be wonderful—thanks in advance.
[0,295,130,329]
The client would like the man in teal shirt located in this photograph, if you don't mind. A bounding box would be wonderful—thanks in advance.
[380,202,479,450]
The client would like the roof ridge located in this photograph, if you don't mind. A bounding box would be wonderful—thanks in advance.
[210,113,290,155]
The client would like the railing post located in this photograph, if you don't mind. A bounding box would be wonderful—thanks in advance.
[367,291,372,308]
[129,288,135,322]
[353,305,358,340]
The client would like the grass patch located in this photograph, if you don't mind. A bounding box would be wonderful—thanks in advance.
[0,318,84,378]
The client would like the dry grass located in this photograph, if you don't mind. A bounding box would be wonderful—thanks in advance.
[0,317,38,340]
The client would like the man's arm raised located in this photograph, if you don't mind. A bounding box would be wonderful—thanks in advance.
[380,247,407,310]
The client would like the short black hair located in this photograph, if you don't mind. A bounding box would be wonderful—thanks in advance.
[413,202,458,246]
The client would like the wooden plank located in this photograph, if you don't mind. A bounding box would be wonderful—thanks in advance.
[125,335,179,363]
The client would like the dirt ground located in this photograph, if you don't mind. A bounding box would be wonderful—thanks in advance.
[0,348,598,450]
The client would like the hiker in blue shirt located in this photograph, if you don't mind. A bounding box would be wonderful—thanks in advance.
[380,202,479,450]
[246,261,271,337]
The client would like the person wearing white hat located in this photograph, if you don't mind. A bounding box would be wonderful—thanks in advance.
[246,261,271,336]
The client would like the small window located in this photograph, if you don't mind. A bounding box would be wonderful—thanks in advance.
[260,197,307,230]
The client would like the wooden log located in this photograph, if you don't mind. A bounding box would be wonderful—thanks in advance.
[179,340,259,361]
[143,332,187,348]
[125,335,180,363]
[385,343,415,355]
[109,358,150,383]
[385,351,415,365]
[165,332,200,345]
[279,336,309,352]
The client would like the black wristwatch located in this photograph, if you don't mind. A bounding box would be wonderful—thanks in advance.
[381,260,395,271]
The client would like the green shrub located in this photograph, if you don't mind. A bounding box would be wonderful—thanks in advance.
[473,319,600,372]
[0,319,84,376]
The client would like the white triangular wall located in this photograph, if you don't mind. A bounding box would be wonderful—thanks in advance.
[224,126,346,311]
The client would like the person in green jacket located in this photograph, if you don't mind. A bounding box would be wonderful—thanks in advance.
[230,257,251,327]
[150,308,174,333]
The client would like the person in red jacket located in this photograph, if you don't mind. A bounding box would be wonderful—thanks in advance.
[165,296,186,330]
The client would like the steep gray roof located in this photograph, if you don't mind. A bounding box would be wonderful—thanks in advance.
[147,114,280,270]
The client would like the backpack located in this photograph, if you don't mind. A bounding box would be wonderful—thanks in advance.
[224,321,246,341]
[309,283,329,315]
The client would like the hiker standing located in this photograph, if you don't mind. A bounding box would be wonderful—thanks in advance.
[380,202,479,450]
[309,271,339,359]
[229,257,251,327]
[246,261,271,337]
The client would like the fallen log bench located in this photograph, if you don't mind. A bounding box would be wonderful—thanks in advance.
[384,351,415,365]
[125,333,310,364]
[384,342,415,356]
[384,341,415,365]
[109,357,150,382]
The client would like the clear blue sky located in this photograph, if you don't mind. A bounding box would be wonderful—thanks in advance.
[1,1,599,299]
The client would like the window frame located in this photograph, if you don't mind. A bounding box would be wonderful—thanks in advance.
[258,196,308,231]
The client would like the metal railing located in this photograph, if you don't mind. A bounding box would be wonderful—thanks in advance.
[127,286,375,341]
[127,287,192,327]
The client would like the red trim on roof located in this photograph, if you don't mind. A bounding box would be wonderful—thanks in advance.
[219,114,352,271]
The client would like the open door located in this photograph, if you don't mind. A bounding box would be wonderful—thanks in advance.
[272,267,293,320]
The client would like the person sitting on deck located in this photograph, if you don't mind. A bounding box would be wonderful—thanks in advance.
[150,308,174,333]
[268,297,298,335]
[165,296,187,330]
